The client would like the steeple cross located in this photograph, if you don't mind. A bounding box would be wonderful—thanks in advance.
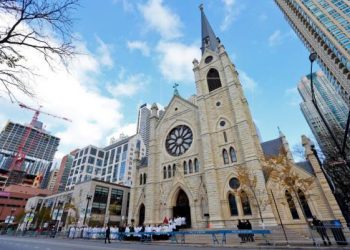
[173,83,179,96]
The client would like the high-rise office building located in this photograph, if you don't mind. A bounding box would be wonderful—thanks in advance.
[52,149,79,193]
[136,104,151,156]
[276,0,350,105]
[298,71,349,158]
[65,134,145,190]
[0,121,60,188]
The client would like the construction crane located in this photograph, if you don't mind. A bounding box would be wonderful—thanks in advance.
[6,102,72,186]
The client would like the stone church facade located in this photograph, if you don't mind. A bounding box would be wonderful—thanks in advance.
[128,7,346,229]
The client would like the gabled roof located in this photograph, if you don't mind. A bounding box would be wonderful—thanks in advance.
[261,138,283,158]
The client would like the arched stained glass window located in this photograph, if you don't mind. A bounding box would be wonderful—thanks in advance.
[183,161,188,175]
[230,147,237,162]
[168,165,171,178]
[285,190,299,219]
[241,191,252,215]
[194,158,199,172]
[298,189,313,219]
[207,68,222,92]
[223,149,229,164]
[228,194,238,216]
[189,160,193,173]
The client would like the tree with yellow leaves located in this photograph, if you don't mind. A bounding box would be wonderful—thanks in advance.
[236,166,270,227]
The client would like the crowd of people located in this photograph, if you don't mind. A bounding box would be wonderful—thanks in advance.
[66,216,188,240]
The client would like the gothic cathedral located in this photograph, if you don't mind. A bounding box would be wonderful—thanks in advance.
[128,6,346,229]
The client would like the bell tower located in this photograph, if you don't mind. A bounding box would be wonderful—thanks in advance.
[193,5,275,227]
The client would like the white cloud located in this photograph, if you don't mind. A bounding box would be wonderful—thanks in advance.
[268,30,294,47]
[0,13,134,158]
[96,37,114,68]
[138,0,182,40]
[127,40,150,56]
[238,70,258,92]
[285,87,300,106]
[107,73,149,97]
[107,122,137,144]
[220,0,244,31]
[113,0,134,12]
[156,41,200,83]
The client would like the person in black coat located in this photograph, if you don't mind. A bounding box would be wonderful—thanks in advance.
[105,225,111,244]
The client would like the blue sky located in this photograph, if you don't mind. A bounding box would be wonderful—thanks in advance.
[0,0,319,159]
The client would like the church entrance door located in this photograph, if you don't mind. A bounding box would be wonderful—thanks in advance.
[138,204,145,226]
[173,189,191,228]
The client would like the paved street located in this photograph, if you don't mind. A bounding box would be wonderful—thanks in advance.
[0,236,342,250]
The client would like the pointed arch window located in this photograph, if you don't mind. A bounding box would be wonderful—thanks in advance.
[285,190,300,219]
[183,161,188,175]
[163,166,166,179]
[230,147,237,163]
[223,149,229,164]
[189,160,193,173]
[207,68,222,92]
[228,194,238,216]
[194,158,199,172]
[167,165,171,178]
[240,191,252,215]
[298,189,313,219]
[172,164,176,176]
[139,174,143,185]
[143,173,147,184]
[223,131,227,143]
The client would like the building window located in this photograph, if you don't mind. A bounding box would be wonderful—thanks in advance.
[285,190,299,220]
[172,164,176,176]
[91,186,109,214]
[207,68,222,92]
[223,131,227,143]
[143,173,147,184]
[163,166,167,179]
[194,158,199,172]
[139,174,143,185]
[298,189,313,219]
[241,191,252,215]
[223,149,229,164]
[189,160,193,173]
[88,156,95,165]
[119,161,126,181]
[90,148,97,156]
[183,161,188,175]
[168,165,171,178]
[228,194,238,216]
[230,147,237,162]
[110,188,123,216]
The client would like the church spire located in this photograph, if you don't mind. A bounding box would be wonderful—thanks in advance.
[200,4,219,55]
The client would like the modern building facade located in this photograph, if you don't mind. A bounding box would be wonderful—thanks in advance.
[25,179,130,228]
[0,121,60,188]
[298,71,350,159]
[65,134,145,190]
[275,0,350,105]
[52,149,79,194]
[47,169,59,192]
[137,104,151,156]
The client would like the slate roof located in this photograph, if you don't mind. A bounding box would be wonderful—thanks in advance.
[260,137,283,158]
[295,161,314,175]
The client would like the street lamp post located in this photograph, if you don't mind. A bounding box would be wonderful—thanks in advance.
[83,195,92,226]
[308,52,344,158]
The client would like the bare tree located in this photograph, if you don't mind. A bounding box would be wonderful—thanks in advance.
[0,0,79,101]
